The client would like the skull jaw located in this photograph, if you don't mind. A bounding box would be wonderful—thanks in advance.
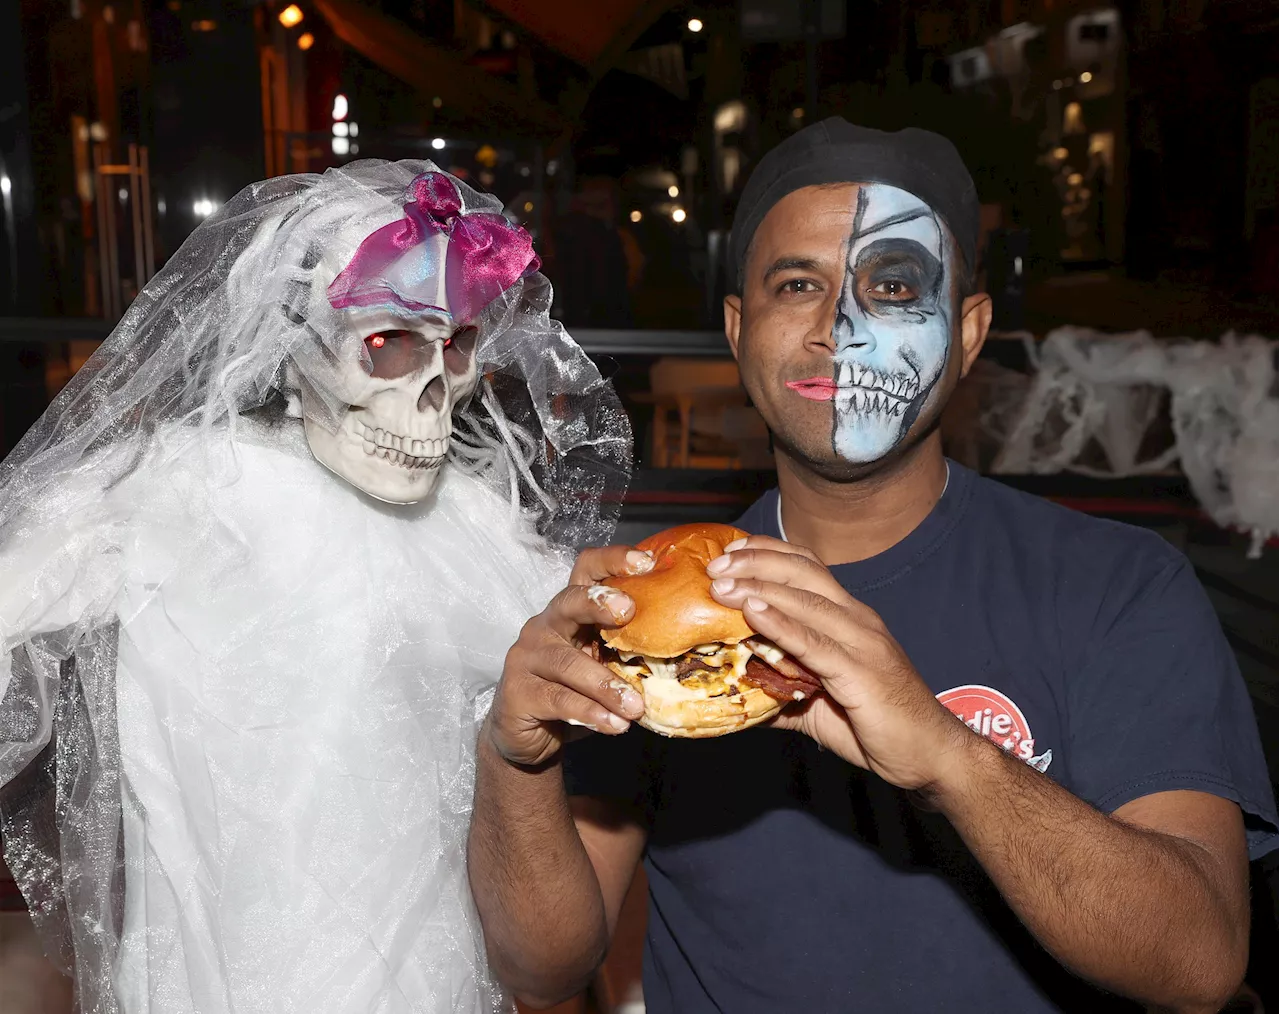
[832,408,906,464]
[302,414,446,504]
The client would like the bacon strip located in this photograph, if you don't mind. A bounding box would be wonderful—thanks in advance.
[745,641,821,688]
[740,655,821,703]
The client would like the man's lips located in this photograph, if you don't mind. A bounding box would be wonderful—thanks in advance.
[785,378,838,402]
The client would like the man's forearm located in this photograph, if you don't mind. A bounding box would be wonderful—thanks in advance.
[930,737,1246,1012]
[468,728,608,1007]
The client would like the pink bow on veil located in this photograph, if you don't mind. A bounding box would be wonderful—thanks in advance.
[327,171,539,322]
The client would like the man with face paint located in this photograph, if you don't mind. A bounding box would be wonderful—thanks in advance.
[469,120,1276,1012]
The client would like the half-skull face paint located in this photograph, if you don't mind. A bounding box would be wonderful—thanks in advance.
[824,184,953,464]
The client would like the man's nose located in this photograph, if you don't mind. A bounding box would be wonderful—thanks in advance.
[832,296,875,354]
[805,294,840,353]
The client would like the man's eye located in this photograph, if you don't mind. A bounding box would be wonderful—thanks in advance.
[869,280,916,300]
[778,279,818,295]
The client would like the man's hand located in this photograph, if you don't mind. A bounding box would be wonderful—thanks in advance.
[706,534,973,791]
[486,545,652,768]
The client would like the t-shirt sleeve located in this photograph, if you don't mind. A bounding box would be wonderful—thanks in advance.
[1066,555,1277,860]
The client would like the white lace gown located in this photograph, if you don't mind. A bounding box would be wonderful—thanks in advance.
[0,424,567,1013]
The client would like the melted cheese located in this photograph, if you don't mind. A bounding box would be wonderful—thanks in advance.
[641,674,715,705]
[726,642,752,679]
[612,643,758,701]
[747,638,785,665]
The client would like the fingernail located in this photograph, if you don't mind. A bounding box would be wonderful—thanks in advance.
[619,689,644,715]
[724,538,748,552]
[565,718,600,732]
[608,679,644,717]
[587,584,633,619]
[711,577,735,595]
[745,596,768,612]
[606,713,630,732]
[625,550,654,574]
[706,554,730,576]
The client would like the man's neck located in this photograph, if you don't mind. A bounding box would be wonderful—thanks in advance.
[774,434,950,566]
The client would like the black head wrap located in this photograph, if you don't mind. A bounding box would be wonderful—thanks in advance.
[730,117,979,290]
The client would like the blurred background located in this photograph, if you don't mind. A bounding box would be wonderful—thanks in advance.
[0,1,1275,1012]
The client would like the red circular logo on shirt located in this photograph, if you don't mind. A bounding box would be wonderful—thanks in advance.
[937,684,1049,769]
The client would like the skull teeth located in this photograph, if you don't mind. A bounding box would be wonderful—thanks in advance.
[836,364,920,403]
[839,390,906,417]
[355,421,448,469]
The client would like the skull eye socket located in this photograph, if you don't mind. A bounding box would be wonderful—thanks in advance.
[445,325,478,376]
[361,329,440,379]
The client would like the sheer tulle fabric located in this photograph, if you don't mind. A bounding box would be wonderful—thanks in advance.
[0,160,630,1012]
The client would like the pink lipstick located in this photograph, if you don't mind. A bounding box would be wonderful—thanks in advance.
[785,377,837,401]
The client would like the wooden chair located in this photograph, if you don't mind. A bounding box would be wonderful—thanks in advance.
[638,358,753,469]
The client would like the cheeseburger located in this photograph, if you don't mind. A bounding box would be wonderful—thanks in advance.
[596,523,821,738]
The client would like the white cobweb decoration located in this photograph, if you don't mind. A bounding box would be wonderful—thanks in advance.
[991,327,1278,557]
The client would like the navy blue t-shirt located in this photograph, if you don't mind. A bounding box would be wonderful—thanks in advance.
[564,463,1277,1012]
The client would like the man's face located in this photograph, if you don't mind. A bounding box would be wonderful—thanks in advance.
[727,183,964,478]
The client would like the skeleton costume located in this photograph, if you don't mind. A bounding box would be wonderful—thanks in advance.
[0,162,630,1013]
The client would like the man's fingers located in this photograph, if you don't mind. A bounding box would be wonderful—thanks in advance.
[722,533,823,566]
[568,544,654,587]
[708,578,890,705]
[710,575,873,644]
[706,545,856,607]
[520,675,633,735]
[518,634,646,721]
[539,583,636,642]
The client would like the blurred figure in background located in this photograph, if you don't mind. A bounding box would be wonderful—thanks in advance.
[551,177,635,328]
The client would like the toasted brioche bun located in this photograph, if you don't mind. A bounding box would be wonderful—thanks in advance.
[601,523,781,738]
[602,522,754,658]
[603,661,782,739]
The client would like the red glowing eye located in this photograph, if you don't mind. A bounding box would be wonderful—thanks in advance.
[443,336,452,348]
[368,334,386,349]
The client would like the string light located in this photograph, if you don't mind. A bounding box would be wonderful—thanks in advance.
[278,4,303,28]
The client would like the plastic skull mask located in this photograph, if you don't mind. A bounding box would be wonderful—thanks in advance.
[294,301,479,504]
[282,168,539,504]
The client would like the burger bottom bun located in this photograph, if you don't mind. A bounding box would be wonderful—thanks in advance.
[605,662,782,739]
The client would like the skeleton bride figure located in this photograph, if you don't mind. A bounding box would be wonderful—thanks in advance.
[0,163,629,1012]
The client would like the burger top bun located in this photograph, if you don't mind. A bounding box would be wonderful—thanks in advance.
[602,522,754,657]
